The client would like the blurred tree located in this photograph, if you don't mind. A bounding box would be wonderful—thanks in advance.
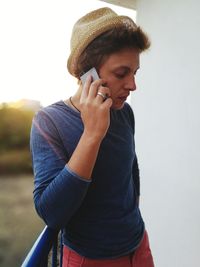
[0,105,35,151]
[0,101,41,174]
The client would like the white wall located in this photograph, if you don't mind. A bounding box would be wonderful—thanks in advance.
[131,1,200,266]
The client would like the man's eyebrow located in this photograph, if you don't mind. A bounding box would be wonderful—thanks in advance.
[113,66,130,71]
[113,65,140,72]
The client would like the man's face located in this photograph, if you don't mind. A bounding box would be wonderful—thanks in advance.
[99,48,140,110]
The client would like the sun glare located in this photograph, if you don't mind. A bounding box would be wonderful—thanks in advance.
[0,0,136,107]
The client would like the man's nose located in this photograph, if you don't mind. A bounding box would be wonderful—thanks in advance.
[124,75,137,91]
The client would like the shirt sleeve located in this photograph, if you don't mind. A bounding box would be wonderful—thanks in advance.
[30,110,91,230]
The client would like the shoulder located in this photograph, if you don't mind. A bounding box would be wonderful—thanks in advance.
[32,100,82,141]
[36,101,66,118]
[122,102,135,132]
[33,100,75,127]
[110,102,135,132]
[124,102,134,115]
[123,102,135,123]
[32,101,67,136]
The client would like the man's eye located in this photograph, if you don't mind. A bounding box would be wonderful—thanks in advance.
[115,73,125,79]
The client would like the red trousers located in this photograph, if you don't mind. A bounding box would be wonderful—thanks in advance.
[63,231,154,267]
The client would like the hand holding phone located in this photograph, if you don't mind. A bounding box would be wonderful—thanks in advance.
[80,67,112,141]
[80,67,109,101]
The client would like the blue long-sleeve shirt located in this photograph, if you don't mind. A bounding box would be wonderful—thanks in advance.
[30,100,144,259]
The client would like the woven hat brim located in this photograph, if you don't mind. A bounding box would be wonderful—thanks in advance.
[67,15,137,77]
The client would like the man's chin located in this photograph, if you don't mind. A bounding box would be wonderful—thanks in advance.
[111,102,125,110]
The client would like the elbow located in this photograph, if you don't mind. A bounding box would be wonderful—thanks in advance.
[34,196,67,230]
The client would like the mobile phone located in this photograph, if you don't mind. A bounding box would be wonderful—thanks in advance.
[80,67,99,86]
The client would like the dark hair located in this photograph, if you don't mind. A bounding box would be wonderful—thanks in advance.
[75,25,150,79]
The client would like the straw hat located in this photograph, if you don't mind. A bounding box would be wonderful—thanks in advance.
[67,7,137,77]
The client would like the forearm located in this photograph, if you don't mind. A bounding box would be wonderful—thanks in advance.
[67,131,102,180]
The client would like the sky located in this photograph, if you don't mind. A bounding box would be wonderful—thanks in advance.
[0,0,136,107]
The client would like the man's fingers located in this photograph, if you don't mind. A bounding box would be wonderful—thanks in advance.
[80,75,92,100]
[101,97,113,109]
